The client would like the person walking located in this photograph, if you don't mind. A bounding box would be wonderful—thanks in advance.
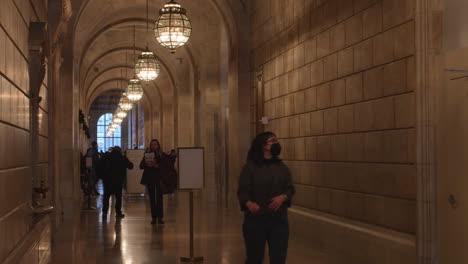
[101,146,134,218]
[237,132,295,264]
[140,139,167,225]
[86,141,101,196]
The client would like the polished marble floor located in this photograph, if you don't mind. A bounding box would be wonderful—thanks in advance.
[50,186,326,264]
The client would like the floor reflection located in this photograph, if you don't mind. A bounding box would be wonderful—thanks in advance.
[51,186,323,264]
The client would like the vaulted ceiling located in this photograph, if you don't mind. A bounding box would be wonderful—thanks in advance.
[72,0,244,112]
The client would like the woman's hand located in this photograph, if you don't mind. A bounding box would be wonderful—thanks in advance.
[146,161,159,168]
[246,201,260,214]
[268,195,287,211]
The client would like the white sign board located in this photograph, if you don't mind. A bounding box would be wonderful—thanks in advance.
[125,149,146,195]
[178,148,204,190]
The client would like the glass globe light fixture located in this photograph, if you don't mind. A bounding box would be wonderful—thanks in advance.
[135,51,160,82]
[154,0,192,53]
[110,123,119,129]
[115,107,127,119]
[118,94,133,111]
[113,116,123,124]
[125,78,144,102]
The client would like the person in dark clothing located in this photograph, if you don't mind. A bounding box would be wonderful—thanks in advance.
[86,141,101,195]
[140,139,167,225]
[101,146,134,218]
[237,132,295,264]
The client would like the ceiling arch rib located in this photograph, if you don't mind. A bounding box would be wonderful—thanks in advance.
[82,47,141,90]
[77,20,190,85]
[74,0,223,82]
[86,66,169,105]
[82,46,177,99]
[77,18,150,68]
[77,21,191,88]
[88,83,161,129]
[87,78,161,113]
[85,64,134,93]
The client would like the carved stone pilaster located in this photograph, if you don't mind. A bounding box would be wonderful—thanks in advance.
[28,22,51,213]
[29,22,47,102]
[49,0,72,58]
[415,0,443,263]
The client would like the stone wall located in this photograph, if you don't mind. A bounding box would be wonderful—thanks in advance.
[250,0,416,262]
[0,0,50,262]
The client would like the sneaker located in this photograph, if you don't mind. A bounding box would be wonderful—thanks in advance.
[116,213,125,218]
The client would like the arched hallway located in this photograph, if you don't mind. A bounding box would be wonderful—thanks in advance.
[0,0,468,263]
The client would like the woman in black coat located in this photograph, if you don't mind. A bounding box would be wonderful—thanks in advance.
[237,132,295,264]
[140,139,167,225]
[101,146,134,218]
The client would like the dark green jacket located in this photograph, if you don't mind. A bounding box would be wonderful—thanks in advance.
[237,159,295,214]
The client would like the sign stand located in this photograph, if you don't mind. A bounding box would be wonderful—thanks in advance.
[180,190,204,263]
[177,147,205,263]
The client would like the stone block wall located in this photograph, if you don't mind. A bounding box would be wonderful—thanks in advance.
[0,0,50,262]
[250,0,416,261]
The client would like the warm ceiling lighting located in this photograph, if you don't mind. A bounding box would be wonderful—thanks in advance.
[135,51,160,82]
[125,78,143,102]
[119,93,133,111]
[115,107,127,119]
[113,116,123,124]
[154,0,192,53]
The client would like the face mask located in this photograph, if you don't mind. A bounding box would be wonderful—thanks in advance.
[270,143,282,156]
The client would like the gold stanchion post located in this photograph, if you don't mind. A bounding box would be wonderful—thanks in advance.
[180,190,203,263]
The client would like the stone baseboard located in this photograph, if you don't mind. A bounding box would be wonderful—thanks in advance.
[289,206,417,264]
[3,215,51,264]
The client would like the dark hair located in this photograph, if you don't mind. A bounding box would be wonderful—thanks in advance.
[91,141,97,147]
[149,139,161,152]
[113,146,122,154]
[247,131,279,164]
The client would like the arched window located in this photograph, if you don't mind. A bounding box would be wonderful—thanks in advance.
[96,113,121,152]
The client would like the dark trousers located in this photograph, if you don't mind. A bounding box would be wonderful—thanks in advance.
[147,181,163,218]
[102,185,123,215]
[242,212,289,264]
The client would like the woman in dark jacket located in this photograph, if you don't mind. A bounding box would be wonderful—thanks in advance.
[140,139,167,224]
[101,146,134,218]
[237,132,295,264]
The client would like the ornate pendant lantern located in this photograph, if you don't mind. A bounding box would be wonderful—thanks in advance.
[135,0,160,82]
[118,94,133,111]
[125,78,144,102]
[135,51,160,82]
[113,116,123,124]
[110,123,119,129]
[115,107,128,118]
[154,0,192,53]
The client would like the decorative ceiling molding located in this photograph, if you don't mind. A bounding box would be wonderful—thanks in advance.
[50,0,72,57]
